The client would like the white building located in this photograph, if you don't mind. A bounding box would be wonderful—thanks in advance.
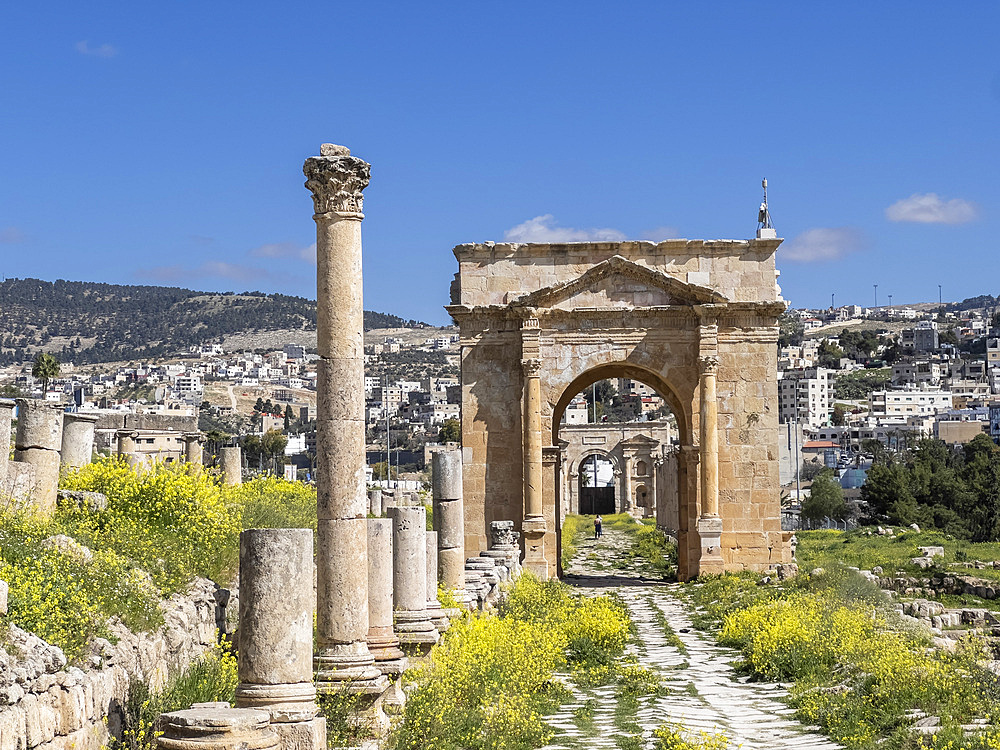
[869,388,952,418]
[778,367,831,427]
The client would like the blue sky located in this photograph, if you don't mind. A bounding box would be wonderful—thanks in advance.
[1,2,998,325]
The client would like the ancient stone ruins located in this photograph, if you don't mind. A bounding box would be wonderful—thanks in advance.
[0,142,792,750]
[447,237,792,580]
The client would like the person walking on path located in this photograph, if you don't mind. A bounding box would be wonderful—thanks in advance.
[594,514,603,538]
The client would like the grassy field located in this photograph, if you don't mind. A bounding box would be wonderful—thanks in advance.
[797,528,1000,581]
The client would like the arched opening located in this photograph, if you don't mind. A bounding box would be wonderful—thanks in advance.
[555,367,683,575]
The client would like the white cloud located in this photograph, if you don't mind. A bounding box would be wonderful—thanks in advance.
[75,41,117,58]
[0,227,25,244]
[639,226,680,242]
[781,227,865,263]
[885,193,977,224]
[250,242,316,263]
[503,214,626,243]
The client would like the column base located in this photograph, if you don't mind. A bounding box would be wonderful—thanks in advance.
[271,717,326,750]
[394,609,439,655]
[313,648,387,694]
[234,682,318,723]
[425,604,451,632]
[697,515,725,576]
[521,516,548,580]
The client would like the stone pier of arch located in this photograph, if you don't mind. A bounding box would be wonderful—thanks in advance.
[446,240,792,581]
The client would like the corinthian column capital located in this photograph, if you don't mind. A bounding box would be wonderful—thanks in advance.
[521,358,542,377]
[699,356,719,375]
[303,144,371,217]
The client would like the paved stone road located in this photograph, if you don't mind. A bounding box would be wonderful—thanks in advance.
[542,526,842,750]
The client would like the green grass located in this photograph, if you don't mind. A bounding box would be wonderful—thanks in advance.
[797,528,1000,581]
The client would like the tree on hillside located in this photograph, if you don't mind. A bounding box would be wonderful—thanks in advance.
[32,352,60,394]
[817,339,845,369]
[801,470,847,523]
[438,418,461,444]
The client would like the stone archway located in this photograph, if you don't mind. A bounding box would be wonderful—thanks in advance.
[447,239,791,581]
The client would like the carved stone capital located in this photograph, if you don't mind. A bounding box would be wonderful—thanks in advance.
[521,358,542,377]
[303,145,370,217]
[699,356,719,375]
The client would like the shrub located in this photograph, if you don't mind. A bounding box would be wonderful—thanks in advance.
[0,511,161,661]
[60,458,241,593]
[706,568,997,748]
[392,614,565,750]
[500,575,630,669]
[228,475,317,531]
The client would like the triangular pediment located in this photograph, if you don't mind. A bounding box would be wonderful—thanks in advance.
[512,255,727,311]
[620,434,661,446]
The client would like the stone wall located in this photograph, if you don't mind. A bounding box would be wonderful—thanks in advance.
[0,578,230,750]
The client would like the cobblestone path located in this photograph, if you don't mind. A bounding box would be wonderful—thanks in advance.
[542,527,842,750]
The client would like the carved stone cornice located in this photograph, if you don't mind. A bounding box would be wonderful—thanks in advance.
[303,144,370,218]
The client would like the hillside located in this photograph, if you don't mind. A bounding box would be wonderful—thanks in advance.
[0,278,428,365]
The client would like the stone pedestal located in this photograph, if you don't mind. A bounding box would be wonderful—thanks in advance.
[305,143,384,694]
[366,519,405,663]
[60,412,98,470]
[388,506,438,653]
[431,449,465,594]
[487,520,521,576]
[236,530,318,721]
[520,516,547,579]
[184,433,204,467]
[221,447,243,486]
[14,399,63,513]
[157,707,278,750]
[0,399,14,488]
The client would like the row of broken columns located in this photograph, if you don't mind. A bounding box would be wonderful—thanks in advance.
[0,397,237,511]
[155,145,476,750]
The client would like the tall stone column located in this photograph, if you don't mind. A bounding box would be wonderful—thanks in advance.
[697,356,724,574]
[221,446,243,486]
[304,144,383,690]
[521,358,547,579]
[183,433,204,466]
[623,453,634,514]
[0,399,14,487]
[14,399,63,513]
[236,529,324,750]
[431,449,465,592]
[388,506,438,653]
[61,412,98,470]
